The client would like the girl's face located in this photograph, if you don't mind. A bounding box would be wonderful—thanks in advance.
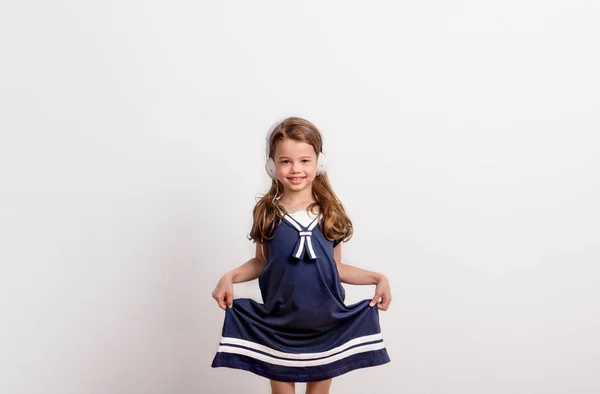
[273,139,318,194]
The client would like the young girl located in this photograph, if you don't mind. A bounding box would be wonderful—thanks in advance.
[211,117,392,394]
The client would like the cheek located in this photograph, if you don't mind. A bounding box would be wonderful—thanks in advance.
[276,166,288,178]
[305,168,316,180]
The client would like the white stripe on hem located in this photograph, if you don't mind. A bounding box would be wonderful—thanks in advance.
[217,341,386,367]
[219,333,383,359]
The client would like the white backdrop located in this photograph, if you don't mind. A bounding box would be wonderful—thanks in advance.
[1,1,599,393]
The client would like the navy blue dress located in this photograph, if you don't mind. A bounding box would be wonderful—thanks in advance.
[211,210,391,382]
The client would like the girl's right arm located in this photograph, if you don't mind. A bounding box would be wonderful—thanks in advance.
[212,242,269,310]
[229,241,269,283]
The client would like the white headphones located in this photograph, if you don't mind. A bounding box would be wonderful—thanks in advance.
[264,117,328,181]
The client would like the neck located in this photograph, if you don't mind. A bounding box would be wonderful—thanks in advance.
[280,186,314,205]
[280,194,314,205]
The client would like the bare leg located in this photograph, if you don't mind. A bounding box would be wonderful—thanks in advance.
[306,378,332,394]
[270,379,295,394]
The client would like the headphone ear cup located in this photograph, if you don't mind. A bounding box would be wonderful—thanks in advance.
[316,152,328,176]
[265,157,277,180]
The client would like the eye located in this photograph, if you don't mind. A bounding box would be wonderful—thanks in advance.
[302,160,310,163]
[281,160,289,164]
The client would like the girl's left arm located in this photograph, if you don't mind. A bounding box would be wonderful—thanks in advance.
[334,244,392,310]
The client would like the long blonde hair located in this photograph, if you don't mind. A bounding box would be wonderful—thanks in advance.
[248,117,353,245]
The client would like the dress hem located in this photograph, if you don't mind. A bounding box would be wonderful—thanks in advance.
[211,354,391,382]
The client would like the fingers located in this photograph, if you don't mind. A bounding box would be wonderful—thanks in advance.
[377,294,392,311]
[225,290,233,309]
[212,277,234,311]
[215,293,226,310]
[212,290,228,311]
[369,294,381,307]
[370,290,392,310]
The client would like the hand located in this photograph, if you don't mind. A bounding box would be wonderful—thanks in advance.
[369,275,391,311]
[212,273,234,310]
